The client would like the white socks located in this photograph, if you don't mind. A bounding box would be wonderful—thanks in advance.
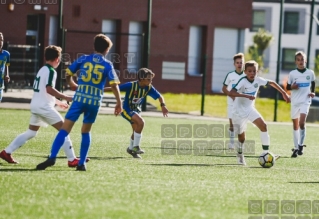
[61,135,76,161]
[299,128,306,146]
[129,138,134,150]
[260,131,270,151]
[229,130,235,144]
[237,142,244,154]
[5,129,37,154]
[293,129,299,149]
[133,132,142,147]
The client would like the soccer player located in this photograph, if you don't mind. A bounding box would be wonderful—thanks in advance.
[0,32,10,102]
[287,51,315,158]
[36,34,122,171]
[0,45,83,167]
[105,68,169,159]
[222,53,246,149]
[229,60,290,165]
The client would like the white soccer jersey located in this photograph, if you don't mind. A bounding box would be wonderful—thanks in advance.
[30,64,57,110]
[288,68,315,105]
[233,76,268,118]
[223,70,246,105]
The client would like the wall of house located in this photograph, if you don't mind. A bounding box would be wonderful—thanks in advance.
[245,2,319,84]
[0,0,253,93]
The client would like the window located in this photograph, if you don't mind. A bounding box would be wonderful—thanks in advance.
[251,10,266,32]
[284,12,299,34]
[102,20,117,62]
[188,26,204,75]
[282,48,297,70]
[127,21,143,72]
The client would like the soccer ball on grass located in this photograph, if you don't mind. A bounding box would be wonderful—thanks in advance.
[258,151,275,168]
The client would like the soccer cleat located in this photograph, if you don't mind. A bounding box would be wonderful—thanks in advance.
[127,147,142,159]
[298,145,306,156]
[274,154,281,160]
[132,146,145,154]
[36,158,56,170]
[76,164,86,171]
[0,150,18,164]
[291,149,298,158]
[68,157,90,168]
[236,153,246,165]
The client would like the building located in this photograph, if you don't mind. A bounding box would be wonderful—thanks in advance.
[0,0,253,93]
[245,0,319,84]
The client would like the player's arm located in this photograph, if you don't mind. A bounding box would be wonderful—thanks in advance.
[158,95,168,117]
[4,65,9,82]
[222,85,230,96]
[268,80,290,103]
[229,88,255,100]
[4,54,10,82]
[309,81,316,98]
[65,68,78,91]
[103,86,112,92]
[55,99,69,110]
[46,86,73,102]
[110,83,122,116]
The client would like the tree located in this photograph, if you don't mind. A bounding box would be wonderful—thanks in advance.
[246,28,274,72]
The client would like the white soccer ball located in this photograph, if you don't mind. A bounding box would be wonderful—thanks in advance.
[258,151,275,168]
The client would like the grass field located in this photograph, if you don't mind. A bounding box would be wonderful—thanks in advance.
[0,109,319,219]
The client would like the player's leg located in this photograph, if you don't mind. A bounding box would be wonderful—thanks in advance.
[131,113,145,154]
[75,123,93,171]
[232,114,246,165]
[36,103,81,170]
[39,108,79,163]
[227,105,235,149]
[291,105,300,157]
[252,117,269,151]
[121,110,142,158]
[36,119,76,170]
[297,104,310,155]
[0,123,39,164]
[75,104,99,171]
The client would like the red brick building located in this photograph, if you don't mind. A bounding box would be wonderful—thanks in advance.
[0,0,252,93]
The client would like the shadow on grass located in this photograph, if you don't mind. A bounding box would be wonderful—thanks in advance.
[289,182,319,184]
[148,163,242,167]
[0,168,38,172]
[14,154,128,160]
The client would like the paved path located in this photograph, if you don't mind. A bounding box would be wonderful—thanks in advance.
[2,89,319,127]
[0,89,226,121]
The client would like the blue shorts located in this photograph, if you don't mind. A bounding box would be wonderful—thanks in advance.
[65,101,99,124]
[121,108,139,124]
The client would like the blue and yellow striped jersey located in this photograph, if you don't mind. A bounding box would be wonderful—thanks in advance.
[120,81,161,112]
[0,49,10,88]
[66,54,119,106]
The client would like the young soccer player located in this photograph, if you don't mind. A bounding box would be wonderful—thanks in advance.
[105,68,169,159]
[0,32,10,101]
[229,60,290,165]
[36,34,122,171]
[287,51,315,158]
[222,53,246,149]
[0,45,83,167]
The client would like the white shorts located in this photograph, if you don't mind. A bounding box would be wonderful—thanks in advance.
[30,107,63,127]
[291,103,310,119]
[227,104,234,119]
[232,108,262,134]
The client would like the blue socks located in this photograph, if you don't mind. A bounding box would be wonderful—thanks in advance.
[79,133,91,165]
[50,129,68,159]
